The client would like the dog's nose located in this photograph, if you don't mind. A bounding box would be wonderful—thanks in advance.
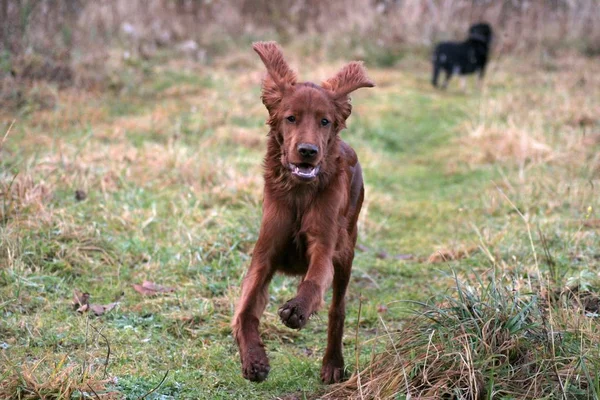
[297,143,319,159]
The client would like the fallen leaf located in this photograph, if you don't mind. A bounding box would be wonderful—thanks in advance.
[76,302,119,316]
[88,302,119,316]
[377,304,388,313]
[72,290,90,310]
[133,280,176,296]
[73,290,119,316]
[76,303,89,313]
[132,284,154,296]
[428,246,478,264]
[77,302,119,317]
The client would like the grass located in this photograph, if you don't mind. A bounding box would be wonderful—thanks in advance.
[1,45,599,399]
[323,272,600,399]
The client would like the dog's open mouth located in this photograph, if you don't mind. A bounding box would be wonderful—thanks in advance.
[289,163,320,180]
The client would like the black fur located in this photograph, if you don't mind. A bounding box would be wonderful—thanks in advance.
[432,23,493,89]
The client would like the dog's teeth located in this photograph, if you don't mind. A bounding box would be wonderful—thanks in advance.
[290,163,319,179]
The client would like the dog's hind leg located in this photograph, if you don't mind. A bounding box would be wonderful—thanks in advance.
[477,66,487,90]
[432,62,441,87]
[478,64,487,81]
[321,256,352,383]
[460,75,467,92]
[441,68,452,90]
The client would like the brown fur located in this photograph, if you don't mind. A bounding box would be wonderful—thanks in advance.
[231,41,374,384]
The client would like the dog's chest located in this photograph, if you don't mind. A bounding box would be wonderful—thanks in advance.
[276,212,318,274]
[277,231,309,275]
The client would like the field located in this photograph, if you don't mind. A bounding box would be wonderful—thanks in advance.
[1,43,600,399]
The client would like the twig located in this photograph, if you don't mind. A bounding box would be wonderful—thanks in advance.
[86,383,101,400]
[379,315,411,397]
[550,322,567,399]
[495,185,540,278]
[90,324,111,379]
[138,370,169,400]
[0,119,15,150]
[537,226,556,284]
[82,313,90,377]
[354,295,363,400]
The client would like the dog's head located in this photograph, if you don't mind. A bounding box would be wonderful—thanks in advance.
[468,23,493,45]
[253,41,374,182]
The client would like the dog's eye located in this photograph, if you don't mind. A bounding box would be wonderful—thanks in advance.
[321,118,330,127]
[286,115,296,123]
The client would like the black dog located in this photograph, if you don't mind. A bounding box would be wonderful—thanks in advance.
[432,23,493,89]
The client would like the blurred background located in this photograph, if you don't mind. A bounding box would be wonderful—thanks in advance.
[2,0,600,106]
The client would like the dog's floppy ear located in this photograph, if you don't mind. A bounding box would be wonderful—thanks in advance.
[253,41,297,115]
[323,62,375,99]
[322,61,374,130]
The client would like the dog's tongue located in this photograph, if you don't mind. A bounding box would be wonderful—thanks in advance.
[297,165,314,174]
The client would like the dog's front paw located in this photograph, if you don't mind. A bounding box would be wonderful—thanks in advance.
[278,299,309,329]
[321,360,345,384]
[241,346,270,382]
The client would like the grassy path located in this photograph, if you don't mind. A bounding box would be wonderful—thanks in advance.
[2,53,599,399]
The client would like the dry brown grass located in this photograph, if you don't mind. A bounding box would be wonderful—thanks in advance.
[0,354,119,399]
[427,245,478,264]
[0,174,53,224]
[1,56,267,203]
[323,276,600,399]
[3,0,600,104]
[459,52,600,175]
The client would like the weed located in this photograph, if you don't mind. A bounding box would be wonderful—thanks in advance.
[324,272,600,399]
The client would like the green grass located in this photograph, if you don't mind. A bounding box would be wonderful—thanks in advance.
[1,48,599,399]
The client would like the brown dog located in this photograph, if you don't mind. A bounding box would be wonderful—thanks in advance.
[232,41,374,384]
